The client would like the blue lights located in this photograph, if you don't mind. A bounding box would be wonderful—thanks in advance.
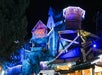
[59,47,81,59]
[93,44,97,48]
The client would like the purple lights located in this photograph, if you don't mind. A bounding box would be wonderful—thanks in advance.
[63,6,85,29]
[63,6,85,19]
[40,61,48,70]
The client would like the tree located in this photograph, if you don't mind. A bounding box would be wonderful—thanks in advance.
[0,0,29,61]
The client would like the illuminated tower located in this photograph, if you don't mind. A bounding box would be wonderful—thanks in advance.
[63,6,85,30]
[55,6,86,62]
[47,6,86,64]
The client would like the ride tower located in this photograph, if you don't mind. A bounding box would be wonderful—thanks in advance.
[54,6,99,64]
[48,6,94,64]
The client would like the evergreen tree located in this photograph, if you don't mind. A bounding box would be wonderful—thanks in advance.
[0,0,29,61]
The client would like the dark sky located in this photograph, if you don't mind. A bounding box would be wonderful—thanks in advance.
[25,0,101,40]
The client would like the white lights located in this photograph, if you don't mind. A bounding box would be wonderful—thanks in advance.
[0,70,5,75]
[91,54,102,64]
[98,54,102,60]
[40,61,48,70]
[67,63,72,68]
[8,65,22,70]
[93,44,97,48]
[63,6,85,19]
[91,59,100,64]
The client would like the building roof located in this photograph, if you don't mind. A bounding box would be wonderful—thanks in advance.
[31,20,47,33]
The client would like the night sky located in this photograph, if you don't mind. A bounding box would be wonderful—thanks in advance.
[25,0,101,40]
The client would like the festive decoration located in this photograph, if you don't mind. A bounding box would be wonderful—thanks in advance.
[4,6,102,75]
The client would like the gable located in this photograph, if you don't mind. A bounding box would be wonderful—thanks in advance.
[31,20,48,38]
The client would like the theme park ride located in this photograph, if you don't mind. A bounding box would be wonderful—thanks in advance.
[23,6,100,75]
[22,6,86,75]
[5,6,102,75]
